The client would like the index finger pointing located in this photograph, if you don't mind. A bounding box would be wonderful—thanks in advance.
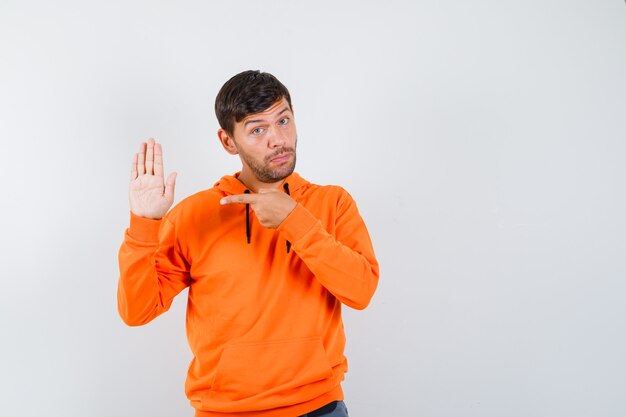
[220,194,257,205]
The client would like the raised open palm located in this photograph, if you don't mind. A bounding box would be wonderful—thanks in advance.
[129,138,177,219]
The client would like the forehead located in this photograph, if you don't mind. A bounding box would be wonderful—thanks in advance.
[241,97,292,124]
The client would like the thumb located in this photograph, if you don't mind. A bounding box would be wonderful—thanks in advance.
[164,172,177,201]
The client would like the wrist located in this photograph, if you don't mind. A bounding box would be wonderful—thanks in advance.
[128,211,162,242]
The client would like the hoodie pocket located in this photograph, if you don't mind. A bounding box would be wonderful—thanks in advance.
[209,337,333,403]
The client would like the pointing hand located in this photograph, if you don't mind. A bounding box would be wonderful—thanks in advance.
[220,188,296,229]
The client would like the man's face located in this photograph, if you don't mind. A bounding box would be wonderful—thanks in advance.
[229,97,297,183]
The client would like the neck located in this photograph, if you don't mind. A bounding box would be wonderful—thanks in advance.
[237,169,285,193]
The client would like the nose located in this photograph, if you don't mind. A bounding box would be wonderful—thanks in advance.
[267,125,287,148]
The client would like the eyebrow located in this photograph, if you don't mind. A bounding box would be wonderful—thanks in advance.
[243,107,291,128]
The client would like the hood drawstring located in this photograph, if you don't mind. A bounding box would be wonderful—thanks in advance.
[241,184,291,253]
[283,183,292,253]
[244,189,251,244]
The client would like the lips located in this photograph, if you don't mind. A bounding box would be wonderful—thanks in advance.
[270,152,292,163]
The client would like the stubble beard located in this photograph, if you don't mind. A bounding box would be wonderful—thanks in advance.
[238,139,298,183]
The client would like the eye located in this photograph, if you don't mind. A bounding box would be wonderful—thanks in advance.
[251,127,264,135]
[279,117,289,125]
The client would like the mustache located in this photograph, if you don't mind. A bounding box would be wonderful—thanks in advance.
[265,147,296,162]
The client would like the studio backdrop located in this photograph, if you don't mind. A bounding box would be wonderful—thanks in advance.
[1,1,625,416]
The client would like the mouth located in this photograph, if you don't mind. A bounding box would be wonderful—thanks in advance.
[269,152,292,164]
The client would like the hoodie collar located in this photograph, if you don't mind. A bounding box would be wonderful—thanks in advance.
[215,172,307,252]
[215,172,309,196]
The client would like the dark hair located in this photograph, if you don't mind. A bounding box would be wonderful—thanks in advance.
[215,70,293,136]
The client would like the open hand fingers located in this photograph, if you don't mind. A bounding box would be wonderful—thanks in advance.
[130,153,138,180]
[154,142,164,177]
[145,138,155,175]
[134,139,162,178]
[137,142,147,176]
[164,172,177,202]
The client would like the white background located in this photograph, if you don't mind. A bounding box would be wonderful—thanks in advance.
[1,1,625,416]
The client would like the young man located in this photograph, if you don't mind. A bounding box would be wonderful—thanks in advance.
[118,70,379,417]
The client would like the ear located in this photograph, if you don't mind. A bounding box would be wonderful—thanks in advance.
[217,129,239,155]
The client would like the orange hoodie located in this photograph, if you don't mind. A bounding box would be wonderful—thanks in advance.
[118,172,379,417]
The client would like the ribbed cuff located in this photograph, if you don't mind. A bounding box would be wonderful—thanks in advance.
[127,211,162,242]
[277,203,320,243]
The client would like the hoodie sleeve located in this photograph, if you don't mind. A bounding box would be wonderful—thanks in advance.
[277,188,379,310]
[117,212,191,326]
